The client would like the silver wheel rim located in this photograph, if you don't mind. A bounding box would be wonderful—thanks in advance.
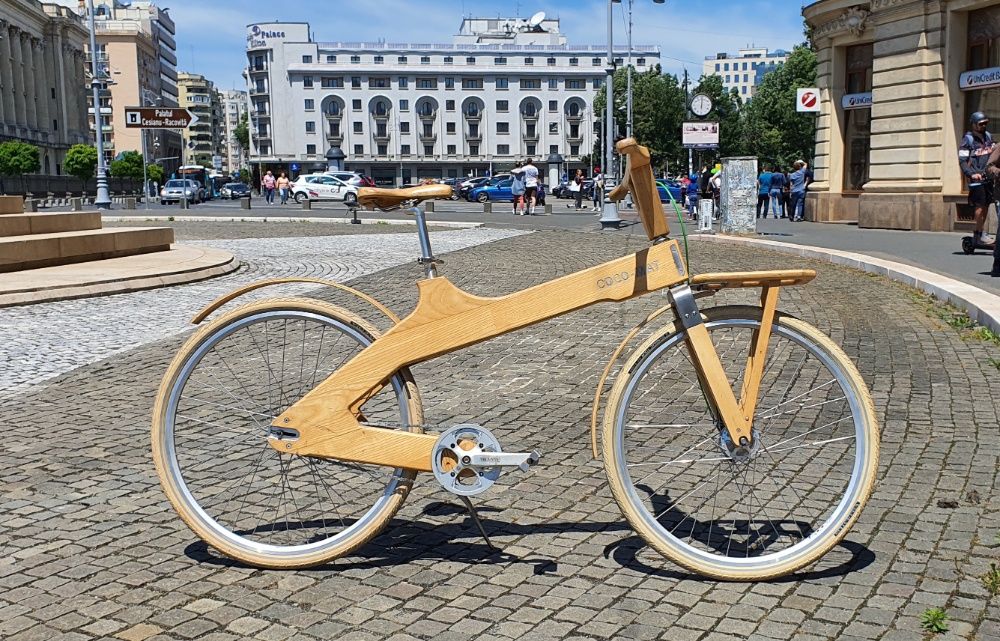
[613,318,868,572]
[162,309,410,560]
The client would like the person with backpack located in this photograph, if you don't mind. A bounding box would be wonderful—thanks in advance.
[959,111,996,247]
[510,161,526,215]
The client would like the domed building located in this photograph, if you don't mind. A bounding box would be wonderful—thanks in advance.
[804,0,1000,231]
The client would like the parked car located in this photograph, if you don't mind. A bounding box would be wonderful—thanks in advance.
[469,178,515,203]
[554,179,596,200]
[292,174,359,205]
[656,180,683,204]
[324,171,375,187]
[220,182,251,199]
[459,177,491,201]
[160,179,200,205]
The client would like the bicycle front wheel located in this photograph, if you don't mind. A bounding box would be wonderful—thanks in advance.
[602,305,878,580]
[152,297,422,569]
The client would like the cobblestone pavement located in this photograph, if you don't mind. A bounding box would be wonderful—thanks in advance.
[1,225,998,641]
[0,225,524,396]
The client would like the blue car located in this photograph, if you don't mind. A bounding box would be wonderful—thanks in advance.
[656,180,683,204]
[469,178,547,204]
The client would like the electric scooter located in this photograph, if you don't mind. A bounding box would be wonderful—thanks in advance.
[961,200,998,254]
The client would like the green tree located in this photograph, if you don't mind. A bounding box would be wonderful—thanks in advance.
[741,45,818,168]
[691,74,745,159]
[0,141,41,176]
[147,163,164,185]
[64,144,98,185]
[238,168,250,184]
[109,150,145,180]
[234,112,249,152]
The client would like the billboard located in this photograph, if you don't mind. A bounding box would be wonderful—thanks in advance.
[682,121,719,149]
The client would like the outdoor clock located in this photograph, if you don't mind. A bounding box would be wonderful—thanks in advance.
[690,94,713,117]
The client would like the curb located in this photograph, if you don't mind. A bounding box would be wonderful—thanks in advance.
[689,233,1000,335]
[102,215,483,229]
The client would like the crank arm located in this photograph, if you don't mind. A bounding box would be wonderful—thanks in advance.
[469,451,540,472]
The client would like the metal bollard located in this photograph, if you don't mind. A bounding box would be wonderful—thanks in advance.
[544,203,552,215]
[240,197,251,210]
[125,197,136,210]
[24,199,38,213]
[301,199,311,211]
[70,197,82,211]
[483,202,492,214]
[180,199,190,210]
[424,200,434,212]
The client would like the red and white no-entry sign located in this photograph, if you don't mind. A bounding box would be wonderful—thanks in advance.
[797,88,821,112]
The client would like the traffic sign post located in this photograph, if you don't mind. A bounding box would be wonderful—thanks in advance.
[124,107,198,129]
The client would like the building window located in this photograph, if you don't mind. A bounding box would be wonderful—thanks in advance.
[566,79,584,90]
[462,78,483,89]
[302,55,313,63]
[398,77,408,88]
[321,77,343,88]
[470,144,479,155]
[353,122,363,133]
[351,76,361,88]
[497,144,509,155]
[401,144,411,155]
[446,99,455,110]
[494,57,507,65]
[548,100,557,112]
[447,144,456,154]
[570,145,579,156]
[525,57,534,65]
[569,57,579,66]
[400,99,409,111]
[369,77,389,88]
[400,121,410,133]
[444,56,453,64]
[843,43,873,192]
[637,57,646,66]
[397,56,408,64]
[352,99,362,110]
[421,55,431,64]
[446,122,456,134]
[307,144,316,154]
[496,78,508,89]
[614,57,623,66]
[549,145,558,154]
[527,144,535,156]
[374,55,384,64]
[354,144,363,154]
[592,57,601,66]
[497,122,509,134]
[466,56,476,64]
[445,77,455,89]
[417,78,438,89]
[546,78,557,90]
[351,55,361,63]
[549,122,558,134]
[547,57,556,66]
[326,55,336,63]
[715,63,721,72]
[496,100,508,112]
[593,78,602,89]
[304,98,315,110]
[377,144,387,155]
[424,145,433,155]
[303,76,313,88]
[520,79,540,90]
[305,121,315,133]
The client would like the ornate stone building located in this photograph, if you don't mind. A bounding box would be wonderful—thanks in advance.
[0,1,90,176]
[804,0,1000,231]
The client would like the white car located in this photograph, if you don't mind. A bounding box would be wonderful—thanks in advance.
[292,174,359,205]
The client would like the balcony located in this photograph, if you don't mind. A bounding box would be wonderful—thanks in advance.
[566,133,584,143]
[326,130,344,144]
[522,132,539,142]
[463,110,482,121]
[520,110,539,122]
[324,110,343,120]
[374,130,391,142]
[465,131,482,141]
[252,111,270,120]
[249,87,268,96]
[565,111,584,122]
[417,109,437,121]
[418,133,437,143]
[248,64,268,74]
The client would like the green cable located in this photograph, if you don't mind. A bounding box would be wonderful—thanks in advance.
[662,184,692,283]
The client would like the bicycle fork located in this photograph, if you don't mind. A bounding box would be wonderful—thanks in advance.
[668,283,780,450]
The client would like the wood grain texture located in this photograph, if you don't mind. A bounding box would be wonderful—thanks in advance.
[738,286,779,420]
[358,184,454,209]
[615,138,671,241]
[690,269,816,290]
[683,323,753,444]
[274,240,689,469]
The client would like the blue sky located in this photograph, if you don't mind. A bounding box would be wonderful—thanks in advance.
[160,0,807,90]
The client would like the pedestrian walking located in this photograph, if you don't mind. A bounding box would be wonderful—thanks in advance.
[510,161,526,215]
[699,165,712,201]
[983,140,1000,276]
[757,166,772,218]
[567,168,584,210]
[261,170,276,205]
[592,168,604,211]
[687,172,700,218]
[522,157,539,215]
[788,161,807,221]
[277,172,290,205]
[768,166,785,219]
[959,111,996,247]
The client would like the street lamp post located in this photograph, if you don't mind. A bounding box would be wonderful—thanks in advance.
[598,0,620,229]
[86,0,112,209]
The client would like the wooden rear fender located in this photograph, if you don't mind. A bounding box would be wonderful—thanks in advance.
[190,278,401,325]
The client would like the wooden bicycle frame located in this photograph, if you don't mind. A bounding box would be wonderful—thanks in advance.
[270,236,765,471]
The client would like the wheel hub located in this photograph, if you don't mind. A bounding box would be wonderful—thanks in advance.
[719,428,761,463]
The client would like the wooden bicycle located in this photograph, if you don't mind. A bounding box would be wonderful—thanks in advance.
[152,139,879,581]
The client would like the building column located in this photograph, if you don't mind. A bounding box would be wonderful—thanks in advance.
[52,31,69,147]
[0,22,16,133]
[22,34,39,133]
[34,38,50,143]
[10,26,27,130]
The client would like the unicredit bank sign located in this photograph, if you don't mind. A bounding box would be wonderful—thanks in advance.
[960,66,1000,91]
[247,24,287,48]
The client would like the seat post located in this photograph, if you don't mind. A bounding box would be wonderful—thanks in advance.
[410,205,438,278]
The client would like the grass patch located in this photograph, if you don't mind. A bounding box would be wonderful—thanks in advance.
[982,563,1000,596]
[908,289,1000,347]
[919,608,949,633]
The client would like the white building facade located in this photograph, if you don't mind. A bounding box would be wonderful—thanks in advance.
[222,89,248,174]
[702,47,789,99]
[245,18,659,185]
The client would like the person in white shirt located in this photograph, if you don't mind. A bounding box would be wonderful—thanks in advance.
[522,158,539,215]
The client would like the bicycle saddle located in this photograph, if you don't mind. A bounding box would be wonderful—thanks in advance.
[358,184,454,209]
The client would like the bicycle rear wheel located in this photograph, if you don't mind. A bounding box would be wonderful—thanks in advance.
[602,305,878,580]
[152,297,422,568]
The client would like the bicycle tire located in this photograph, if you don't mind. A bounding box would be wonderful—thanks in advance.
[152,297,422,569]
[602,305,878,581]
